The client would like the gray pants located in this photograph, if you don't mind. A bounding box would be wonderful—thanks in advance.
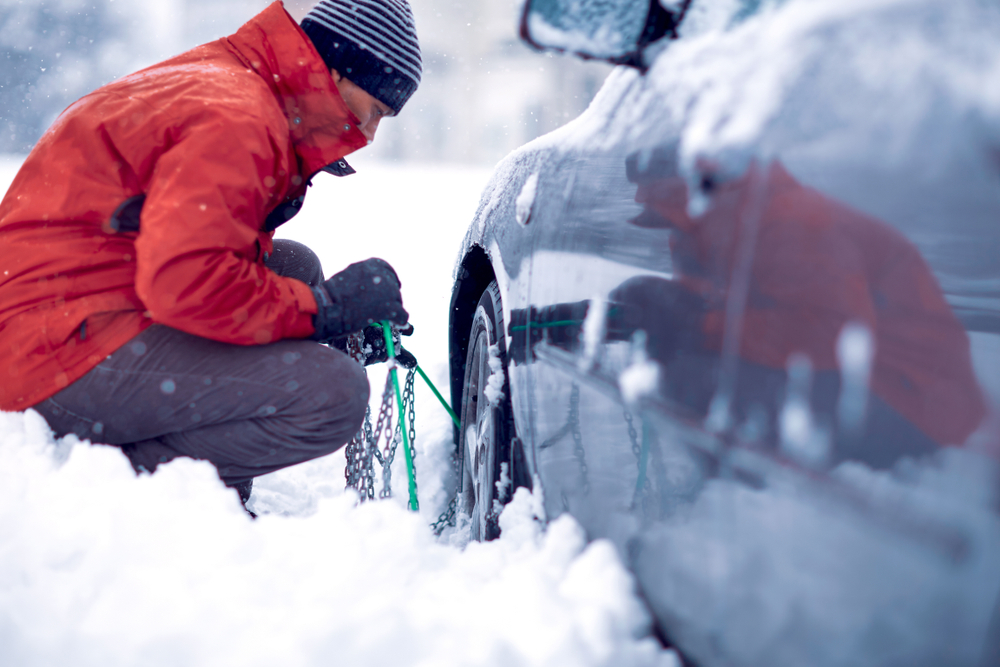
[34,240,368,487]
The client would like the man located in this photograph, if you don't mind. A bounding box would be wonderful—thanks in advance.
[0,0,422,507]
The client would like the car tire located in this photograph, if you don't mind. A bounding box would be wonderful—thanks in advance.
[458,280,513,541]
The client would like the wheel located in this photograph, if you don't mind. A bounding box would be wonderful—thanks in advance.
[458,280,513,541]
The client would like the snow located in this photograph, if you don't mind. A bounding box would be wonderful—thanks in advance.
[618,362,659,406]
[0,156,679,667]
[496,461,512,504]
[835,322,874,435]
[579,294,607,373]
[778,354,831,468]
[484,343,506,406]
[515,171,538,226]
[618,332,660,406]
[493,461,512,518]
[0,410,676,667]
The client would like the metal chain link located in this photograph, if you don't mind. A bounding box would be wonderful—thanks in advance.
[380,427,400,499]
[624,409,650,509]
[432,494,459,536]
[400,368,418,502]
[624,410,640,461]
[344,406,378,500]
[344,426,363,493]
[345,373,395,501]
[404,368,417,471]
[343,368,426,504]
[432,403,461,536]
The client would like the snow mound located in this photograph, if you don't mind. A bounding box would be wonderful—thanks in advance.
[0,409,678,667]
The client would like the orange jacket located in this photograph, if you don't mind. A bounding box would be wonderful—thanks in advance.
[637,162,985,445]
[0,1,366,411]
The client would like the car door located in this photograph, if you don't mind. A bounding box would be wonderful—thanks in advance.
[517,76,1000,667]
[520,143,709,543]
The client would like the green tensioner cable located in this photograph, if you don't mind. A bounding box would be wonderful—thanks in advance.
[415,365,460,427]
[381,321,419,512]
[379,322,467,511]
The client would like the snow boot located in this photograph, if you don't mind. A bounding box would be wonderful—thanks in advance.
[232,480,256,519]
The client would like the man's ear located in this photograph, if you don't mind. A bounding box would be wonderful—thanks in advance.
[330,68,343,84]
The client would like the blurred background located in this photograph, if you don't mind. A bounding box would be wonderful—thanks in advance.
[0,0,610,163]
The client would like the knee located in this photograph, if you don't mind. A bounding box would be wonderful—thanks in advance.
[301,350,370,448]
[268,239,325,286]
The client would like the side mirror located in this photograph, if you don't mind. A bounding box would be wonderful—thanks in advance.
[519,0,690,70]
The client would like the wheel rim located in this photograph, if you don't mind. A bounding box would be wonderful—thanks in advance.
[460,315,498,541]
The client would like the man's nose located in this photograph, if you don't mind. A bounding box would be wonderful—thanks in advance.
[361,117,380,142]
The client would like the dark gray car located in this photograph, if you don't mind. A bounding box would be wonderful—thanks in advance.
[446,1,1000,664]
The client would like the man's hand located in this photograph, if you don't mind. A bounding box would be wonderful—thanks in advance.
[330,323,417,368]
[359,323,417,368]
[310,258,408,341]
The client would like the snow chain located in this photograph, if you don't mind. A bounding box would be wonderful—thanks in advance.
[344,322,468,533]
[344,366,418,504]
[431,467,460,536]
[344,364,464,536]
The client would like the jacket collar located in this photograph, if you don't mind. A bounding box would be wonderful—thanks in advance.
[224,1,367,176]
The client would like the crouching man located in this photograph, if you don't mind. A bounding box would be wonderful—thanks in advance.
[0,0,422,507]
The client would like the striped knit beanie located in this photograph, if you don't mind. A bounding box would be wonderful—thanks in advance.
[301,0,422,115]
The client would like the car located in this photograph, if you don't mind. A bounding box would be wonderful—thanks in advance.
[445,0,1000,665]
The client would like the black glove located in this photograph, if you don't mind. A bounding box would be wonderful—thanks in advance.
[311,258,408,341]
[331,323,417,368]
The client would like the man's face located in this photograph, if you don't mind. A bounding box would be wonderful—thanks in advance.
[331,69,394,143]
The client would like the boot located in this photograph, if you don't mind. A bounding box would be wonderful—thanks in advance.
[231,479,256,519]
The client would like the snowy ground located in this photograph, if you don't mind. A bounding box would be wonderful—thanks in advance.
[0,154,679,667]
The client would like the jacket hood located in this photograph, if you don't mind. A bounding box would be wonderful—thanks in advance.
[225,1,368,175]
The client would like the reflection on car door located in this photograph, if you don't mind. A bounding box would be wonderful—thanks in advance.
[518,142,1000,666]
